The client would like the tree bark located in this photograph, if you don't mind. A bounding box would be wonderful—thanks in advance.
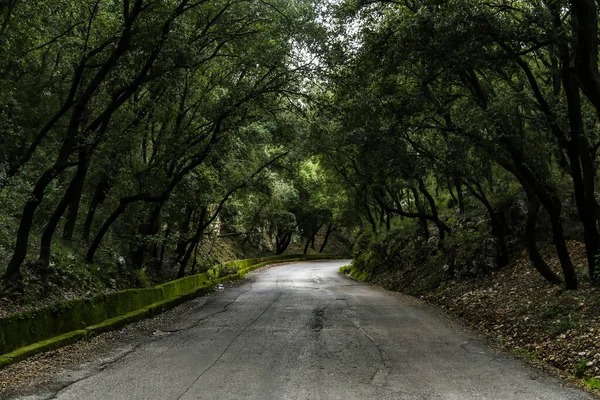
[418,178,447,246]
[38,148,90,268]
[132,202,163,270]
[178,208,207,278]
[4,146,74,278]
[562,64,600,280]
[409,186,429,240]
[524,193,563,285]
[276,232,292,255]
[82,174,113,242]
[319,224,335,253]
[62,150,91,240]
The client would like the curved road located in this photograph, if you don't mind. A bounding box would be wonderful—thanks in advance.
[49,260,592,399]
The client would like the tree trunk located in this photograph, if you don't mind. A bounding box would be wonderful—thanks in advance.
[455,177,465,214]
[463,181,509,268]
[39,149,90,268]
[132,202,163,270]
[303,236,312,254]
[409,186,429,240]
[276,232,292,255]
[158,225,170,272]
[4,156,73,278]
[62,151,91,240]
[548,206,578,290]
[562,65,600,281]
[82,173,113,242]
[177,208,207,278]
[319,224,335,253]
[525,195,563,285]
[418,178,447,246]
[86,202,128,263]
[503,140,578,289]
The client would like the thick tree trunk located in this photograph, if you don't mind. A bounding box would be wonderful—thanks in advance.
[4,156,73,278]
[525,195,563,285]
[562,66,600,281]
[503,140,578,289]
[39,149,90,268]
[570,0,600,112]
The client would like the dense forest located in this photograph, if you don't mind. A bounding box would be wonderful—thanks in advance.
[2,0,600,307]
[317,0,600,293]
[0,0,352,296]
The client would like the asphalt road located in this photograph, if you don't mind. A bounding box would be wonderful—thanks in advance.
[47,260,593,399]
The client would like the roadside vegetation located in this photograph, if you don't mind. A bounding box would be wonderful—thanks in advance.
[323,0,600,389]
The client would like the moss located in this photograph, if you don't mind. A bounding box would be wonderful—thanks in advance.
[0,355,12,369]
[0,329,88,366]
[339,265,352,275]
[338,264,368,281]
[86,308,150,334]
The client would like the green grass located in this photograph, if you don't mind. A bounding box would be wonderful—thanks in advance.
[584,377,600,391]
[339,265,368,281]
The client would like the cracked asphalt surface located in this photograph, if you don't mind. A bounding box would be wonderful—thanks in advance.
[18,260,597,399]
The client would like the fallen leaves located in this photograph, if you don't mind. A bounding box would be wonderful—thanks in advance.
[379,240,600,383]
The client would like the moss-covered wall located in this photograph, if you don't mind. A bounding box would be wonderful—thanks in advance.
[0,254,337,355]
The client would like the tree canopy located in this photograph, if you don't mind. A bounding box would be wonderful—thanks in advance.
[2,0,600,295]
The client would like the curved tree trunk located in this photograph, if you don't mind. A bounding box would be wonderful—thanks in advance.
[276,231,292,255]
[82,173,113,242]
[418,178,448,246]
[319,224,335,253]
[525,195,563,285]
[62,153,90,240]
[4,157,73,278]
[39,149,90,268]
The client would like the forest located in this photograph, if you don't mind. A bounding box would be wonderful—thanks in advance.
[4,0,600,388]
[0,0,352,302]
[2,0,600,327]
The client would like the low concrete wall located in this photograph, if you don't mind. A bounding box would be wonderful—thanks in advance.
[0,254,337,368]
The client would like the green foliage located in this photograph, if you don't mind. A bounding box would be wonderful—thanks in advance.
[310,0,600,292]
[583,377,600,391]
[548,316,581,339]
[574,360,589,379]
[0,0,351,302]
